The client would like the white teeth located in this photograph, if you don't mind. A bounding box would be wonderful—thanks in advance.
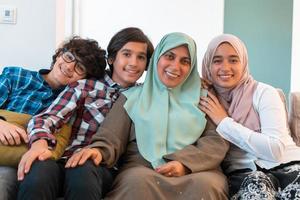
[125,68,138,74]
[166,71,179,78]
[127,70,138,74]
[219,75,232,78]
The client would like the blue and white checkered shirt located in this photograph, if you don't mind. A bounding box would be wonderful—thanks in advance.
[0,66,63,115]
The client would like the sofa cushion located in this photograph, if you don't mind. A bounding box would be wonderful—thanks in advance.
[0,109,71,167]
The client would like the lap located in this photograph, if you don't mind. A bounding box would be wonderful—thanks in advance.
[107,165,228,200]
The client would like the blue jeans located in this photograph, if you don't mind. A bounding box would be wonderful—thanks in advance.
[18,159,116,200]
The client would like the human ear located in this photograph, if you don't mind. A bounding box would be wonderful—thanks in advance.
[108,57,114,65]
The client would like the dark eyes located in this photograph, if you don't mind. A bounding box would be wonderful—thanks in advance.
[164,53,174,60]
[123,52,130,57]
[122,52,146,61]
[230,59,239,63]
[182,59,191,65]
[138,55,146,60]
[213,59,222,64]
[212,58,239,64]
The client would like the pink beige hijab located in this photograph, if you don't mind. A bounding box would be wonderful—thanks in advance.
[202,34,260,131]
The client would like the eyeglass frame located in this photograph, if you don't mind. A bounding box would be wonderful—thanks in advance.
[61,49,87,76]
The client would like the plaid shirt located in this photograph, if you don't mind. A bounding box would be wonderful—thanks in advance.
[28,74,122,158]
[0,66,62,115]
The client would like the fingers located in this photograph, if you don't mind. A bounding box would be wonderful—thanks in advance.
[207,91,219,105]
[92,152,102,166]
[199,96,214,114]
[156,161,188,177]
[65,152,81,168]
[18,150,40,181]
[0,127,28,145]
[16,127,29,143]
[65,148,98,168]
[155,163,174,177]
[39,150,52,161]
[199,91,221,113]
[80,148,102,166]
[0,133,8,145]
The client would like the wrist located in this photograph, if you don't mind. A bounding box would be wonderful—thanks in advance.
[31,139,48,149]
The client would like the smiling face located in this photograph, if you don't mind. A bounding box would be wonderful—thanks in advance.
[45,54,86,88]
[210,42,243,89]
[157,45,191,88]
[111,41,148,88]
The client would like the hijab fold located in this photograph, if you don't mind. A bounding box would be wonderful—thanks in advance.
[202,34,260,132]
[123,32,207,168]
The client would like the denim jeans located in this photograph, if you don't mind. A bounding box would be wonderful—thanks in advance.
[18,159,116,200]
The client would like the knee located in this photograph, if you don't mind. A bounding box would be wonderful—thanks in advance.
[192,171,228,199]
[117,167,154,188]
[65,160,103,192]
[20,160,59,190]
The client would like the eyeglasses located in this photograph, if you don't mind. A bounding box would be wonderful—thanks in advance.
[62,51,87,76]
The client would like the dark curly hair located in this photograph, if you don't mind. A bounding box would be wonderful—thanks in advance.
[51,36,106,79]
[107,27,154,74]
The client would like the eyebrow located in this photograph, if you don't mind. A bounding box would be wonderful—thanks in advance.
[166,51,191,60]
[121,48,147,56]
[213,55,239,59]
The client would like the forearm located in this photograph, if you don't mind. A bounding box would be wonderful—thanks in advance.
[217,117,285,162]
[28,86,79,146]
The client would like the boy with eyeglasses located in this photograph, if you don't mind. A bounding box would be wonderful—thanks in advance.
[0,36,106,200]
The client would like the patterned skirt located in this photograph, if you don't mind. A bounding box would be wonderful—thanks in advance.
[228,161,300,200]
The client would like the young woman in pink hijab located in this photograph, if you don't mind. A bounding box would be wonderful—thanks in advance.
[200,34,300,199]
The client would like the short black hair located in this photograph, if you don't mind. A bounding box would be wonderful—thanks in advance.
[51,36,106,79]
[107,27,154,73]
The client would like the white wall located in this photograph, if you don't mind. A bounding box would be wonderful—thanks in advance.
[76,0,224,77]
[0,0,56,72]
[291,0,300,92]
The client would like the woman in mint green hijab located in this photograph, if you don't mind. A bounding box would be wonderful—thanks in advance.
[70,32,229,199]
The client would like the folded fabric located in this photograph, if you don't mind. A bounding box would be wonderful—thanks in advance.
[0,109,71,167]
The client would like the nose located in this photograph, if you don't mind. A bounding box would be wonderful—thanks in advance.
[129,56,138,67]
[221,61,230,70]
[64,62,76,72]
[172,59,182,71]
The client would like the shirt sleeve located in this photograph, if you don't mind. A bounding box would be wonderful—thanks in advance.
[88,94,132,168]
[216,85,286,162]
[28,83,82,147]
[0,67,12,108]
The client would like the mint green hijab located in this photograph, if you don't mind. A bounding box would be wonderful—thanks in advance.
[123,32,207,168]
